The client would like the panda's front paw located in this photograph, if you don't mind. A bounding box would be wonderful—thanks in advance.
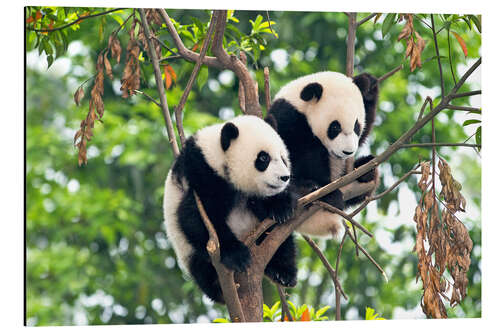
[354,155,378,183]
[220,241,251,272]
[265,264,297,287]
[268,191,297,224]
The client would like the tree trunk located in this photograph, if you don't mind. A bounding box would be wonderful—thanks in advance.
[235,269,264,322]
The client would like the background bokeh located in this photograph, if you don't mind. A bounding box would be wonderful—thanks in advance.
[26,8,481,325]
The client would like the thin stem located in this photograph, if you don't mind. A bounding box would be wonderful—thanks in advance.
[138,9,180,157]
[276,284,293,321]
[431,14,446,97]
[133,89,161,107]
[335,233,347,321]
[451,90,481,99]
[447,29,457,85]
[357,13,378,27]
[401,143,481,149]
[27,8,124,32]
[312,201,373,238]
[418,96,433,121]
[302,235,347,300]
[378,64,403,83]
[445,105,481,112]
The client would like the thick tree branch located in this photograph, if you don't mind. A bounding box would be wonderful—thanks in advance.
[211,11,262,117]
[451,90,481,99]
[138,9,180,157]
[345,13,357,78]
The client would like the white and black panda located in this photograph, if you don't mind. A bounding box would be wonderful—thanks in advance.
[163,115,298,303]
[267,71,379,237]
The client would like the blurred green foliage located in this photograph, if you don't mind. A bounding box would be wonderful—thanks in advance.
[26,8,481,325]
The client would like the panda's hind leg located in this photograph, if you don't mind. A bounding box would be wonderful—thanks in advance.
[264,235,297,287]
[189,252,224,303]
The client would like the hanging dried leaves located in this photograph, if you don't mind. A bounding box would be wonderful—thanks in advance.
[74,52,106,166]
[108,34,122,64]
[398,14,426,72]
[413,159,472,318]
[120,18,141,98]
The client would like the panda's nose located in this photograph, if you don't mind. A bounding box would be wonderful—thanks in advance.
[280,175,290,182]
[342,150,354,156]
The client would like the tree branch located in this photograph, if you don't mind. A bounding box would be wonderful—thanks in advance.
[27,8,124,32]
[445,105,481,112]
[357,13,378,27]
[138,9,180,157]
[173,13,217,146]
[302,235,347,300]
[401,143,481,149]
[345,13,357,78]
[450,90,481,99]
[276,284,293,321]
[193,192,245,322]
[431,14,446,97]
[157,9,225,69]
[211,10,262,117]
[378,64,403,83]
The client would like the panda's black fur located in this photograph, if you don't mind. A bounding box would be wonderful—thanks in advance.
[267,72,379,231]
[164,116,298,303]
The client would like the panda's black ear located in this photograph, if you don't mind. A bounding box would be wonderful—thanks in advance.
[353,73,378,103]
[300,82,323,102]
[353,73,379,145]
[264,114,278,131]
[221,122,239,151]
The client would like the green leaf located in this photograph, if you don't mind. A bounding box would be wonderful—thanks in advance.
[469,15,481,33]
[270,301,280,316]
[315,305,331,318]
[381,13,397,37]
[463,119,481,126]
[197,66,209,89]
[475,126,481,149]
[213,318,230,323]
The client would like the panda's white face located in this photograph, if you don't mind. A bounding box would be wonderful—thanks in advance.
[196,115,291,197]
[274,71,366,160]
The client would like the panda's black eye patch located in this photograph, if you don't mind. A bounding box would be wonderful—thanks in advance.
[327,120,342,140]
[255,151,271,172]
[354,119,361,136]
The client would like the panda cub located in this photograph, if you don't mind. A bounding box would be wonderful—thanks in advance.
[267,71,379,237]
[163,115,298,303]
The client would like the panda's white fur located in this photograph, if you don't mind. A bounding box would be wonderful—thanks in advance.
[274,71,366,160]
[163,115,291,274]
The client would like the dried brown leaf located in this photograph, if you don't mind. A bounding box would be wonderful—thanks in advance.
[74,86,85,106]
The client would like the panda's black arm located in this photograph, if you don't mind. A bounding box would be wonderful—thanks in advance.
[247,189,298,225]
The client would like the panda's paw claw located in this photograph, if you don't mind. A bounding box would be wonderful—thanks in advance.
[270,194,296,224]
[220,242,251,272]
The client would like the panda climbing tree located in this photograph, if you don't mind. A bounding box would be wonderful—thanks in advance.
[37,8,481,322]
